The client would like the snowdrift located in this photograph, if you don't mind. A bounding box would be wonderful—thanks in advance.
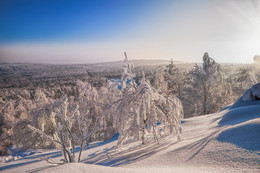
[218,105,260,125]
[217,83,260,153]
[218,120,260,151]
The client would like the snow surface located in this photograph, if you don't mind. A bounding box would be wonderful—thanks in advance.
[1,94,260,172]
[240,83,260,101]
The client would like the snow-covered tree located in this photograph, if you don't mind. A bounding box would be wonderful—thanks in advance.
[164,59,189,96]
[188,52,233,115]
[15,81,102,163]
[24,97,98,163]
[227,67,258,98]
[106,53,184,148]
[153,67,168,94]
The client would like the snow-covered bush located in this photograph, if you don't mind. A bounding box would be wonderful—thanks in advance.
[13,81,103,163]
[106,53,184,148]
[25,97,99,163]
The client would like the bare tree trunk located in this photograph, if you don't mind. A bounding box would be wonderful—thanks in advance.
[152,126,159,144]
[141,128,145,144]
[62,148,68,163]
[78,140,85,162]
[59,132,73,163]
[178,84,181,97]
[203,84,207,115]
[117,133,128,148]
[142,119,147,144]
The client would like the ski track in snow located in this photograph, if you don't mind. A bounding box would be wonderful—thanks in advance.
[1,105,260,172]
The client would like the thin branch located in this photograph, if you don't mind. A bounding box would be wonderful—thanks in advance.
[27,124,61,145]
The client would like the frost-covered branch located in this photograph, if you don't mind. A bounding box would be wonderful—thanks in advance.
[106,53,184,148]
[27,124,61,145]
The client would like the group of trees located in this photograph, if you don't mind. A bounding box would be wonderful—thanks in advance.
[14,82,102,162]
[1,52,259,165]
[149,52,259,117]
[0,78,110,156]
[1,53,184,163]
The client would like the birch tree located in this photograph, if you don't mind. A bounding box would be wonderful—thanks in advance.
[106,53,184,148]
[16,81,101,164]
[25,97,99,163]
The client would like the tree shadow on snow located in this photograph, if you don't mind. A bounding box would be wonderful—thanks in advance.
[164,128,224,163]
[81,140,179,167]
[26,165,56,173]
[0,135,118,171]
[0,159,40,171]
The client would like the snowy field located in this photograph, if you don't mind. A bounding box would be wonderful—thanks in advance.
[1,100,260,172]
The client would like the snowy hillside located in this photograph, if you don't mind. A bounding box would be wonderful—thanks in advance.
[1,89,259,173]
[2,0,260,172]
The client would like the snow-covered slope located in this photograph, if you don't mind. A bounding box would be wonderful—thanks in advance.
[1,87,260,173]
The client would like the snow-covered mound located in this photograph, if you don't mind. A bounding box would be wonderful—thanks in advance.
[219,83,260,125]
[230,83,260,109]
[219,105,260,125]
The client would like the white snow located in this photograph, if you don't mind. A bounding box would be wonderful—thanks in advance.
[230,83,260,109]
[251,83,260,98]
[1,88,260,173]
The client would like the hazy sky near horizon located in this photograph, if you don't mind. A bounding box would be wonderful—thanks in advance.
[0,0,260,64]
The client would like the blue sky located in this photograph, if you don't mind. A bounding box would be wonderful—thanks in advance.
[0,0,161,43]
[0,0,260,63]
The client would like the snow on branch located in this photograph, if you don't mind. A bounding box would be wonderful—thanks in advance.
[106,53,184,148]
[27,124,61,145]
